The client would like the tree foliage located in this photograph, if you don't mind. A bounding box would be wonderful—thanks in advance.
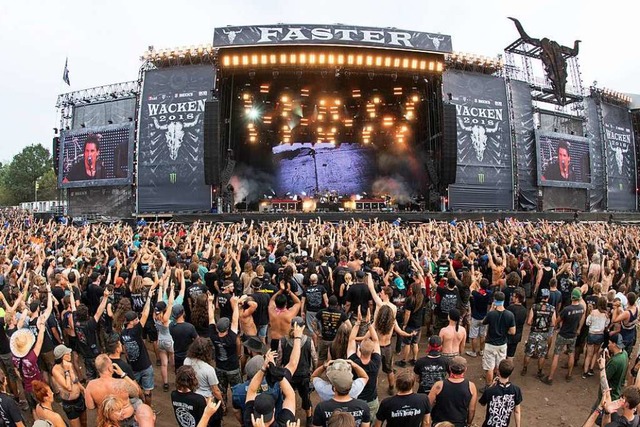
[1,144,52,205]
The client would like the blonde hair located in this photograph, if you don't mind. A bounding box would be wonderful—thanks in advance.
[97,396,131,427]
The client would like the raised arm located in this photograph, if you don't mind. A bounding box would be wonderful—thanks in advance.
[140,288,154,326]
[93,288,110,323]
[346,311,361,357]
[284,323,304,375]
[230,296,240,334]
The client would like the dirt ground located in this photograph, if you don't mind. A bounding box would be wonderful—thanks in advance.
[39,324,600,427]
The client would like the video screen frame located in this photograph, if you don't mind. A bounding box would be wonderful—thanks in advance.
[58,123,135,189]
[535,130,592,189]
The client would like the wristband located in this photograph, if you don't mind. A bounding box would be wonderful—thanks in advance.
[121,372,127,378]
[294,337,302,340]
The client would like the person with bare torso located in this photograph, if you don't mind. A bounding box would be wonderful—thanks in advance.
[268,283,301,351]
[238,295,258,337]
[84,354,155,427]
[439,308,467,359]
[374,304,414,394]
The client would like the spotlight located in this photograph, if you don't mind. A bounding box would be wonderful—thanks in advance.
[247,108,260,120]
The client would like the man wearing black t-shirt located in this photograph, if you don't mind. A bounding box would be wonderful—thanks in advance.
[170,304,198,370]
[208,293,241,407]
[376,370,430,427]
[314,296,348,365]
[541,287,585,385]
[345,271,372,320]
[121,290,154,405]
[482,292,516,387]
[105,333,135,379]
[302,274,328,345]
[348,312,382,418]
[414,336,448,395]
[74,289,109,380]
[250,278,271,342]
[479,359,522,427]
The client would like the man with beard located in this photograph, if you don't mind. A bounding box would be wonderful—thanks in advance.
[542,140,576,182]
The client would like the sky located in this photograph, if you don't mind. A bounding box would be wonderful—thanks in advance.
[0,0,637,162]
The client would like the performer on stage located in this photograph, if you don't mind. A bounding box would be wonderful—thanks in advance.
[63,135,107,182]
[542,141,575,182]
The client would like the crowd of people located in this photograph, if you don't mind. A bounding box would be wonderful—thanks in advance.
[0,209,639,427]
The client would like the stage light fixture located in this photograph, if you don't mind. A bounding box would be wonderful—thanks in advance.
[317,114,324,121]
[373,96,380,104]
[270,54,277,64]
[243,93,250,100]
[319,54,326,64]
[290,53,297,64]
[261,54,268,65]
[328,54,335,64]
[281,95,289,103]
[249,136,257,142]
[242,55,249,65]
[232,56,239,66]
[347,55,354,65]
[412,95,419,103]
[337,54,345,65]
[247,108,260,120]
[309,54,316,64]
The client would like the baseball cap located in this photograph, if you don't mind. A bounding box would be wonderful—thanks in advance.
[291,316,305,328]
[53,344,72,360]
[245,355,265,379]
[172,304,185,318]
[326,359,353,394]
[571,288,582,301]
[540,288,550,298]
[154,301,167,314]
[253,393,275,423]
[355,270,365,279]
[268,254,276,263]
[609,334,625,349]
[217,317,230,332]
[393,276,405,290]
[124,311,138,323]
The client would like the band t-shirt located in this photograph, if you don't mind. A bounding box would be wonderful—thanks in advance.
[558,304,586,339]
[74,317,99,358]
[478,382,523,427]
[376,393,431,427]
[313,398,371,427]
[315,308,348,341]
[0,391,24,427]
[209,325,239,371]
[304,284,327,312]
[121,323,152,372]
[414,356,449,394]
[170,390,212,427]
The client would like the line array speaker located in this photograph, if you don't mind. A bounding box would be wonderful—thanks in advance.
[441,103,457,185]
[203,100,220,185]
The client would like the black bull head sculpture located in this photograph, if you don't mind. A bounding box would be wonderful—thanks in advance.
[509,17,581,105]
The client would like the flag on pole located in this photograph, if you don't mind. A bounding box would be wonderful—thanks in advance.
[62,58,70,86]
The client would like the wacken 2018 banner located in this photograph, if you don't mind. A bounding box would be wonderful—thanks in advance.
[138,66,214,212]
[442,70,513,209]
[213,24,452,53]
[602,102,637,211]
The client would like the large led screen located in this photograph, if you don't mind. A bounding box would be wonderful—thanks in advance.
[536,130,591,189]
[59,123,134,188]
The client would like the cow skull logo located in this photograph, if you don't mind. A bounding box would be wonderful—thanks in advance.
[223,28,242,44]
[153,115,200,161]
[458,119,501,162]
[426,34,446,50]
[613,146,629,175]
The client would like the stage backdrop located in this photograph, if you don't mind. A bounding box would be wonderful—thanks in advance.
[586,96,605,210]
[602,102,637,211]
[510,80,537,210]
[442,70,513,210]
[72,98,136,129]
[138,65,214,212]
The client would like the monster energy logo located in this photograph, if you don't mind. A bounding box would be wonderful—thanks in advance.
[169,172,177,184]
[478,173,485,184]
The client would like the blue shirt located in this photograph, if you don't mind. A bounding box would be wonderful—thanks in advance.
[231,379,282,414]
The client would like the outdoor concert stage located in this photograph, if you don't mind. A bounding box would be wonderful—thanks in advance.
[54,23,639,219]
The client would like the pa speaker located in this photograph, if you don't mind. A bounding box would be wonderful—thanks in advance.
[203,100,220,185]
[441,103,457,185]
[52,137,60,176]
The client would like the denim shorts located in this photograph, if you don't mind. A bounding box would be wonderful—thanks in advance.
[257,324,268,338]
[587,333,604,346]
[133,365,155,391]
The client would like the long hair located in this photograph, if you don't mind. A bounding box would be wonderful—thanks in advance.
[97,396,130,427]
[375,305,395,336]
[191,294,210,333]
[130,276,143,293]
[330,323,352,360]
[186,337,214,366]
[113,298,132,333]
[409,282,424,312]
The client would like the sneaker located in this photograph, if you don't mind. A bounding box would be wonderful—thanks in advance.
[581,373,588,379]
[587,370,595,377]
[306,416,313,427]
[163,383,169,392]
[565,374,573,382]
[536,370,544,379]
[540,376,553,386]
[465,350,478,357]
[409,359,417,366]
[395,360,407,368]
[520,366,527,376]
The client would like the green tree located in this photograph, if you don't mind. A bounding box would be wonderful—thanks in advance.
[37,168,59,201]
[2,144,51,204]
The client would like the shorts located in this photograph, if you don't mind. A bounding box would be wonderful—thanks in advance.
[587,333,605,346]
[290,376,311,410]
[62,395,87,420]
[133,365,155,391]
[554,335,577,355]
[525,333,549,358]
[158,338,174,353]
[306,311,318,332]
[366,398,379,419]
[402,327,421,345]
[257,325,268,338]
[380,344,394,374]
[469,318,487,339]
[482,343,507,371]
[318,340,331,365]
[142,319,158,342]
[38,350,56,374]
[0,352,18,382]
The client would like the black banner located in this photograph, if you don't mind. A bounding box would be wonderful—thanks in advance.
[442,70,512,209]
[585,97,605,210]
[602,102,637,210]
[138,66,214,212]
[536,131,591,189]
[68,186,133,218]
[213,25,452,53]
[510,80,537,210]
[72,98,136,129]
[58,123,134,188]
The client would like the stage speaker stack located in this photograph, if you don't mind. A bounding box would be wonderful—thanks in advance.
[441,103,457,186]
[203,100,221,185]
[52,137,60,176]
